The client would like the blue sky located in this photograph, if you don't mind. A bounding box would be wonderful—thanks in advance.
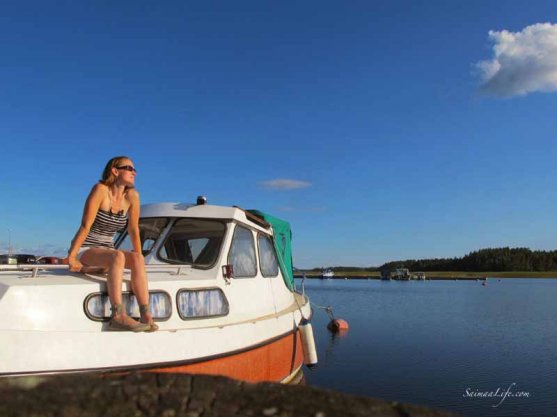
[2,1,557,268]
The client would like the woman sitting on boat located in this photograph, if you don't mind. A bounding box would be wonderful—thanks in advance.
[67,156,157,332]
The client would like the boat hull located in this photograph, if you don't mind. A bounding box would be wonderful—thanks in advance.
[1,327,306,383]
[149,330,304,383]
[0,284,312,384]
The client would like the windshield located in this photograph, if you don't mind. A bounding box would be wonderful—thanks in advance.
[116,217,170,255]
[158,218,226,268]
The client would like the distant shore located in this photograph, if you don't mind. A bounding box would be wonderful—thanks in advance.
[295,271,557,279]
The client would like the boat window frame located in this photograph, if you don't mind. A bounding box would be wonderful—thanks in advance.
[227,223,258,279]
[257,232,279,278]
[176,287,230,320]
[115,217,171,256]
[83,290,173,322]
[156,217,229,270]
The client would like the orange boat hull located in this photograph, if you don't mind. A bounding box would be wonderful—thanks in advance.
[149,330,304,383]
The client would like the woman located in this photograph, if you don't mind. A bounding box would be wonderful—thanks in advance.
[67,156,158,332]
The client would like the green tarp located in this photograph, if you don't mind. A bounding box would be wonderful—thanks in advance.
[247,210,294,290]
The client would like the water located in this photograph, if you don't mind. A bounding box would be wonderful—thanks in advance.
[299,278,557,417]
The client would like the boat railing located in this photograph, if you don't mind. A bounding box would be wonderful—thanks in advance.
[0,264,193,278]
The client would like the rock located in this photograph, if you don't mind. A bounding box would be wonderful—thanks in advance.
[0,372,460,417]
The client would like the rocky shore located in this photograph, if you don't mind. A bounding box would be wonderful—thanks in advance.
[0,372,458,417]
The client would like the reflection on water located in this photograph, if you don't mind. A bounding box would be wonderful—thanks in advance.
[300,278,557,417]
[318,328,350,368]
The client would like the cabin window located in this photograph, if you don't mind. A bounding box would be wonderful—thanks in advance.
[258,234,279,277]
[228,225,257,277]
[84,291,172,322]
[158,219,226,268]
[117,217,170,255]
[177,288,229,319]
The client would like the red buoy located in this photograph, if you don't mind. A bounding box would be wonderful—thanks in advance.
[327,318,349,333]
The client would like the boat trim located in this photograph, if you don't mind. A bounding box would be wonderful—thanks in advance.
[234,207,271,229]
[0,264,222,278]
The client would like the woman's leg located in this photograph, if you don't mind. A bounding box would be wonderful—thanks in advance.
[122,251,156,327]
[80,248,145,328]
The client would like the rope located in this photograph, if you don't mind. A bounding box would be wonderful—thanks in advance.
[300,274,336,321]
[311,302,335,320]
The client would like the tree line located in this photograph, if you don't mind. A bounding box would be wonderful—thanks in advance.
[378,247,557,272]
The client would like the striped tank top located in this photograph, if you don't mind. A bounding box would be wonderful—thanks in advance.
[82,209,129,248]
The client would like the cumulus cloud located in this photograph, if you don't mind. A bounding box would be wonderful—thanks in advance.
[259,179,312,190]
[476,22,557,97]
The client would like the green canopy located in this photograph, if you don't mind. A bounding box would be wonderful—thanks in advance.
[247,210,294,290]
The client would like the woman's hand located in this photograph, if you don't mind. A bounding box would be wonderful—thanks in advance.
[68,257,83,272]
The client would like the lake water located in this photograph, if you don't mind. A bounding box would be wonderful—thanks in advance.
[298,278,557,417]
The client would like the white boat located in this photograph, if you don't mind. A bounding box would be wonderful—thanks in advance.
[0,201,316,383]
[321,269,334,279]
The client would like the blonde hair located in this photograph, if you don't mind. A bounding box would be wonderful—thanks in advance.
[100,156,132,187]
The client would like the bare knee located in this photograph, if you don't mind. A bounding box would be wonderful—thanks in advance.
[111,251,126,269]
[128,252,145,271]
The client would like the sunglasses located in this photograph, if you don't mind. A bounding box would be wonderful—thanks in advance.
[116,165,137,173]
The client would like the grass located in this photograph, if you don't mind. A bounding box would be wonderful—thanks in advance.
[423,271,557,278]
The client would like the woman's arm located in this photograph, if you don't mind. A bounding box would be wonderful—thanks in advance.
[127,189,142,254]
[67,184,105,270]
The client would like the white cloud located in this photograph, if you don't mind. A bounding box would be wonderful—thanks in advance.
[259,179,312,190]
[476,23,557,97]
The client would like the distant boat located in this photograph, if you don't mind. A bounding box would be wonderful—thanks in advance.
[414,272,426,280]
[394,268,411,281]
[321,269,334,279]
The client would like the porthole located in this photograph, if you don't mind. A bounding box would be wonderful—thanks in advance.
[177,288,229,319]
[84,291,172,322]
